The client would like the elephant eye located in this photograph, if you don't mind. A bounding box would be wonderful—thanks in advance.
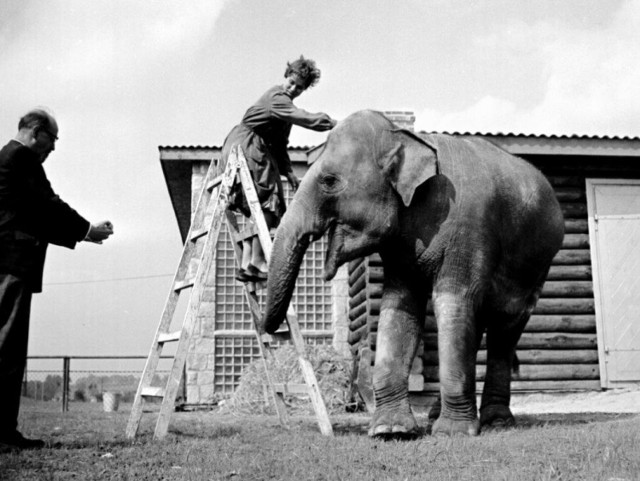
[319,173,344,193]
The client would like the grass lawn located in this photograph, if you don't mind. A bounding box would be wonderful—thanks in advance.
[1,398,639,480]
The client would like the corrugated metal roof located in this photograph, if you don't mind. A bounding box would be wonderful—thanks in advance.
[159,131,640,151]
[433,131,640,141]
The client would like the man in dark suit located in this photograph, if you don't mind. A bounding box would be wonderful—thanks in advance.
[0,108,114,450]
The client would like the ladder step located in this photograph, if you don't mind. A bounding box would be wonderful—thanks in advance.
[274,383,310,395]
[190,227,208,242]
[158,331,181,343]
[174,279,195,291]
[237,225,258,242]
[141,386,165,398]
[206,175,223,192]
[261,330,291,343]
[245,280,268,292]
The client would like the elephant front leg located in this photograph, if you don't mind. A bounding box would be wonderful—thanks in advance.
[368,278,423,438]
[431,292,480,436]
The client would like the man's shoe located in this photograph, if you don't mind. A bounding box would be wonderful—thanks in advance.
[0,431,45,450]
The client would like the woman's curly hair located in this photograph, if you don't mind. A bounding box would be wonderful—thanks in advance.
[284,55,321,89]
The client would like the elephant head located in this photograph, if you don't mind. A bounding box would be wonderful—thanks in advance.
[262,110,439,333]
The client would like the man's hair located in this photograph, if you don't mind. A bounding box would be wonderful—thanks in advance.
[18,109,54,131]
[284,56,321,89]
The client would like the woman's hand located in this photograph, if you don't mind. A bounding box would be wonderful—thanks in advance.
[286,172,300,192]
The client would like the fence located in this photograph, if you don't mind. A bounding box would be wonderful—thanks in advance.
[23,356,173,412]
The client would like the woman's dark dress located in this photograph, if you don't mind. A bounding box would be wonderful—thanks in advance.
[221,84,334,217]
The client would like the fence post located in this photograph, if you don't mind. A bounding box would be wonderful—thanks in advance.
[62,357,70,412]
[22,360,28,396]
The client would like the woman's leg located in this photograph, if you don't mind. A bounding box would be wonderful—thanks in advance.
[241,240,252,270]
[249,210,279,273]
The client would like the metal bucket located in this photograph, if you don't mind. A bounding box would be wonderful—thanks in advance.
[103,392,120,412]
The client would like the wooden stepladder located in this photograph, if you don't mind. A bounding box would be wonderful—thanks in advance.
[126,146,333,440]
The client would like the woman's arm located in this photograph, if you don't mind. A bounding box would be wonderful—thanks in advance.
[269,92,335,131]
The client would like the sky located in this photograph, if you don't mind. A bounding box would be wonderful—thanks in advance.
[1,0,640,370]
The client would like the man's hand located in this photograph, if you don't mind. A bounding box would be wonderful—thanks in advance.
[286,173,300,192]
[86,220,114,244]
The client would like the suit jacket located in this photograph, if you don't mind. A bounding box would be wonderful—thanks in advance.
[0,140,90,292]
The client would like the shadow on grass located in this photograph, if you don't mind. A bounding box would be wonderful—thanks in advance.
[513,412,636,430]
[169,424,242,439]
[332,412,637,440]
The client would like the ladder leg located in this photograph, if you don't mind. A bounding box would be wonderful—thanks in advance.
[152,156,239,440]
[126,152,239,440]
[126,158,219,439]
[154,339,189,439]
[286,311,334,436]
[235,147,334,436]
[225,210,291,428]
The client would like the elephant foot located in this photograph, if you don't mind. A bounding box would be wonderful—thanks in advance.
[427,397,441,422]
[432,416,480,437]
[368,409,419,438]
[480,404,516,430]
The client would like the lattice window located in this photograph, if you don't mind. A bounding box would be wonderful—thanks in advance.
[213,335,331,391]
[214,184,333,331]
[213,336,260,394]
[209,183,334,392]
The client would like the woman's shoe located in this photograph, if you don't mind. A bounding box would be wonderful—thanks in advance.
[235,268,252,282]
[246,264,268,281]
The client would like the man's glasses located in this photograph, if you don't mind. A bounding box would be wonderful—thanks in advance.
[39,128,58,143]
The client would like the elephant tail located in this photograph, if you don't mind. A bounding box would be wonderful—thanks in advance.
[512,352,520,376]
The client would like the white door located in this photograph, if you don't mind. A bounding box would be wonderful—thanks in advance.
[587,179,640,387]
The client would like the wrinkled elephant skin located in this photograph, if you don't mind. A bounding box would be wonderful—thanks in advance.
[262,110,564,437]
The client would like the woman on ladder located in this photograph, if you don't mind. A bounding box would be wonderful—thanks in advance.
[220,56,336,282]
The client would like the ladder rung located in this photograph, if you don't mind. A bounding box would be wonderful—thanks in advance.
[174,279,194,291]
[190,227,208,242]
[261,330,291,342]
[141,386,165,398]
[274,383,310,395]
[237,226,258,242]
[158,331,181,343]
[206,175,223,191]
[245,280,268,292]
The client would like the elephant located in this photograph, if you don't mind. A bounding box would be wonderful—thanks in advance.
[260,110,564,437]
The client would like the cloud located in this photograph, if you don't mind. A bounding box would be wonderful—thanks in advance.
[416,0,640,136]
[0,1,230,106]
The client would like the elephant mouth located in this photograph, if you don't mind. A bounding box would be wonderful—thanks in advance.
[324,221,343,281]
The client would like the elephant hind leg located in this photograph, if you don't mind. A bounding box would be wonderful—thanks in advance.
[479,290,539,430]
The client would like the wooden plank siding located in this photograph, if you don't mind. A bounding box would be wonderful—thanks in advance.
[345,154,640,393]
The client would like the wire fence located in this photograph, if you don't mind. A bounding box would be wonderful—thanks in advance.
[23,356,174,412]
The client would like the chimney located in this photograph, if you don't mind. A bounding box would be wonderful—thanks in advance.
[383,111,416,132]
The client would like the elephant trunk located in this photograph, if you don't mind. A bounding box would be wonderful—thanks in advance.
[261,197,321,334]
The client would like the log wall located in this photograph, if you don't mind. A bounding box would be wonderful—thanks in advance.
[347,154,640,394]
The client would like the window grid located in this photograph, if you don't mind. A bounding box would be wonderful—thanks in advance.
[210,185,333,392]
[214,337,260,394]
[213,336,331,391]
[214,188,333,332]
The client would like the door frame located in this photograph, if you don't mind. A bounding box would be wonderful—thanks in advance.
[586,178,640,388]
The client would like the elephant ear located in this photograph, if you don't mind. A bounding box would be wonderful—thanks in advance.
[378,129,440,207]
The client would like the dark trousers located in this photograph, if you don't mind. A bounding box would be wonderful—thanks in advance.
[0,273,32,434]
